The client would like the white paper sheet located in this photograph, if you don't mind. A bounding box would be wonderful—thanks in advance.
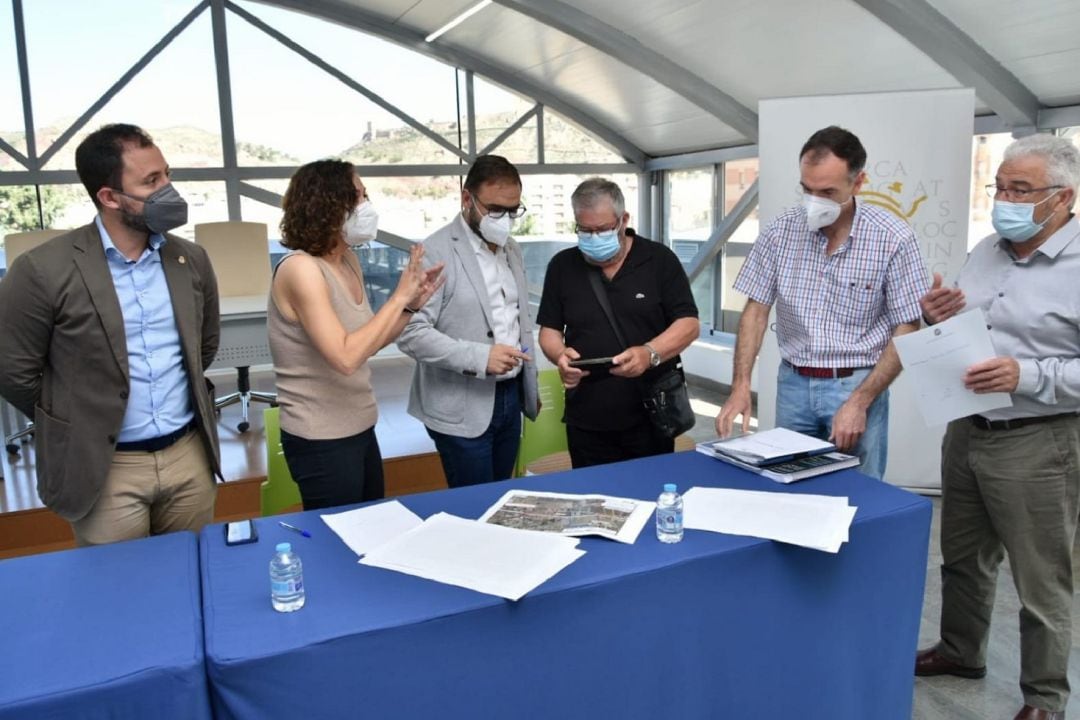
[894,309,1013,426]
[321,500,423,557]
[706,427,835,465]
[360,512,585,601]
[682,487,857,553]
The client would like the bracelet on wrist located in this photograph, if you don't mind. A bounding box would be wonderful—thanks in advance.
[403,305,419,315]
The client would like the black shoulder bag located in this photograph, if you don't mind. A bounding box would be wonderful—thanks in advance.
[586,270,695,438]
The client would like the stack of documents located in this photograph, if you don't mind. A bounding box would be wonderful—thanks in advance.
[321,500,424,557]
[682,487,857,553]
[697,427,859,483]
[478,490,655,544]
[360,512,585,601]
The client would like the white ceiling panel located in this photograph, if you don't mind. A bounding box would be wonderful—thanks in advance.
[566,0,967,113]
[437,5,742,154]
[927,0,1080,104]
[622,115,745,157]
[394,0,493,34]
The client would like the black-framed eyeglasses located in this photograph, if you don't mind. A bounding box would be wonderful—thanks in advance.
[985,184,1063,201]
[574,222,620,235]
[472,195,527,219]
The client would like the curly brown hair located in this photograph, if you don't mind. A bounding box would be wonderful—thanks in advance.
[280,159,358,256]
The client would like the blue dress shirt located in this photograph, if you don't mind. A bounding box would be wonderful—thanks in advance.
[96,216,194,442]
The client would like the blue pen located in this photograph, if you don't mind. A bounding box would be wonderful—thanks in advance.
[279,521,311,538]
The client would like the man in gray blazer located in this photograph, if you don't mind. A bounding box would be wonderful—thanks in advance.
[397,155,539,487]
[0,123,221,545]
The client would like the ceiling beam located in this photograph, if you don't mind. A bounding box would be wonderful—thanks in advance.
[851,0,1041,128]
[493,0,758,141]
[249,0,646,166]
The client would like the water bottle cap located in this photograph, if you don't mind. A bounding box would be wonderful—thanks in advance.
[663,483,676,493]
[276,542,291,553]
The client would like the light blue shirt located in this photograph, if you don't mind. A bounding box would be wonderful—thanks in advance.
[956,215,1080,421]
[96,216,193,441]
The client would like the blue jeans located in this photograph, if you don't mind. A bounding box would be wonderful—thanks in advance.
[427,378,522,488]
[775,361,889,480]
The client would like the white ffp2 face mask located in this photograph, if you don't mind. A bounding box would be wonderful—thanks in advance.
[802,194,844,231]
[478,212,513,247]
[343,200,379,246]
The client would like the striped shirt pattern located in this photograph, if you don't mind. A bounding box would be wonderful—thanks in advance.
[735,201,928,368]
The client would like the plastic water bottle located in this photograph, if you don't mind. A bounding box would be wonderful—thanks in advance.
[656,483,684,543]
[270,542,305,612]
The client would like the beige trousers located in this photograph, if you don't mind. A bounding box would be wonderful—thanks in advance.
[938,414,1080,712]
[71,430,217,546]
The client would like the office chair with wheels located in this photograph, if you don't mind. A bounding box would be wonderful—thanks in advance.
[194,221,277,433]
[2,229,66,454]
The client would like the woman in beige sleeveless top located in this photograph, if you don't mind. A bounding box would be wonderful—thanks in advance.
[269,160,443,510]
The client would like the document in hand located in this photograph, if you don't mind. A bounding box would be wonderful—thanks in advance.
[703,427,836,466]
[682,487,857,553]
[321,500,423,557]
[893,308,1013,426]
[478,490,656,544]
[359,512,585,601]
[697,443,861,483]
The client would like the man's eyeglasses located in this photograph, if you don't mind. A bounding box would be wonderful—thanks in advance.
[472,196,527,220]
[574,222,620,234]
[985,184,1063,201]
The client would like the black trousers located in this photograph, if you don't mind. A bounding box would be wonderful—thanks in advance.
[280,426,384,511]
[566,421,674,469]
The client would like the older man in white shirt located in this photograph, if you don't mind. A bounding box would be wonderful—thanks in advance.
[915,134,1080,720]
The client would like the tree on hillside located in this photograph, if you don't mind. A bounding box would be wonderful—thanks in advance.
[0,185,69,238]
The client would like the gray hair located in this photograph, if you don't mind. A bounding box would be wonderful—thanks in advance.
[1004,134,1080,191]
[571,177,625,219]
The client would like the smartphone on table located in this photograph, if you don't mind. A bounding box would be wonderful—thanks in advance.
[225,519,258,546]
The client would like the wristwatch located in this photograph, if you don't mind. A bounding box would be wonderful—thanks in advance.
[643,343,661,368]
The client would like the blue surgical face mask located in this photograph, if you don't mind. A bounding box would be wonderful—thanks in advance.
[577,223,622,262]
[991,190,1061,243]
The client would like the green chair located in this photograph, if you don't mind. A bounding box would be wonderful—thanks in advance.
[261,407,303,516]
[514,368,568,476]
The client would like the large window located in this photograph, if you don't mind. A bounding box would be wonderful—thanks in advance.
[968,133,1011,250]
[665,167,714,328]
[663,159,761,334]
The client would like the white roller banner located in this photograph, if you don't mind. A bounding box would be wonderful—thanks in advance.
[756,89,974,490]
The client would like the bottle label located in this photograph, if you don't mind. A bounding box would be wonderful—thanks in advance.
[272,578,303,594]
[658,510,682,532]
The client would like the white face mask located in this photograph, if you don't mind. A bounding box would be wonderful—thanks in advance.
[343,200,379,246]
[478,212,513,247]
[803,194,844,231]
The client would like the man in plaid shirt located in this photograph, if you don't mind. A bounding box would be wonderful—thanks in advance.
[715,126,928,479]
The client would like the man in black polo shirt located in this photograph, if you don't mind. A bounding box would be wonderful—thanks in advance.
[537,177,700,468]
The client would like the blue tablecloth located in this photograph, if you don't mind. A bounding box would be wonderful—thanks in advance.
[201,451,931,720]
[0,531,211,720]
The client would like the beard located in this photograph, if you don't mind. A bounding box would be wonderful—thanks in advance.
[463,203,485,240]
[117,195,150,233]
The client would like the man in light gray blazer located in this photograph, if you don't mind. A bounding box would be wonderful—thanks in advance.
[0,123,220,545]
[397,155,539,487]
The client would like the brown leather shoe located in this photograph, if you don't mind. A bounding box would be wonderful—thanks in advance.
[1013,705,1065,720]
[914,645,986,679]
